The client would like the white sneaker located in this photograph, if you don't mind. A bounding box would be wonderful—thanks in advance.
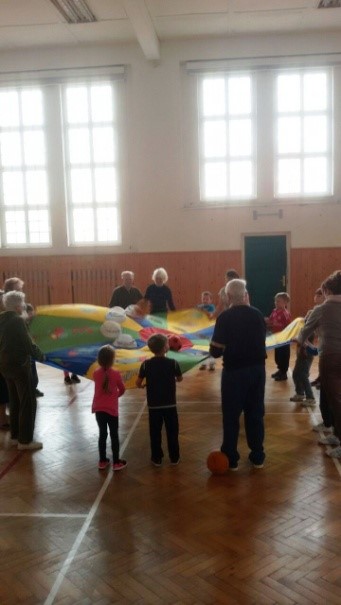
[312,422,333,433]
[301,398,316,407]
[326,446,341,459]
[318,435,340,446]
[17,441,43,451]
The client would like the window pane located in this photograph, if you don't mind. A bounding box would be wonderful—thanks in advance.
[277,117,301,153]
[203,162,227,198]
[93,127,115,163]
[304,157,327,194]
[203,121,226,158]
[70,168,93,204]
[230,161,253,197]
[91,85,113,122]
[277,158,301,195]
[228,77,251,115]
[5,210,26,244]
[68,129,91,164]
[2,171,25,205]
[94,167,117,203]
[28,209,50,243]
[23,131,46,166]
[21,89,44,126]
[96,207,118,242]
[0,132,22,166]
[277,74,300,112]
[0,91,19,127]
[229,119,252,157]
[202,78,225,117]
[304,116,327,153]
[304,73,327,111]
[72,208,94,242]
[66,87,89,123]
[26,171,48,205]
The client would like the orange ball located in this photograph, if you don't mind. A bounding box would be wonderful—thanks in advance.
[206,451,229,475]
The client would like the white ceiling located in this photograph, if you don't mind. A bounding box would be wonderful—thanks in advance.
[0,0,341,59]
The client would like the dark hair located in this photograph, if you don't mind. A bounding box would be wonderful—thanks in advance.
[147,333,168,354]
[97,345,115,393]
[315,288,323,296]
[321,270,341,295]
[226,269,239,280]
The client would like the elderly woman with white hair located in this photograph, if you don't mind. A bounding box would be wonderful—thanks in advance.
[144,268,176,314]
[0,291,45,450]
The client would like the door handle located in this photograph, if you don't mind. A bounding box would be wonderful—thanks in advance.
[281,275,286,287]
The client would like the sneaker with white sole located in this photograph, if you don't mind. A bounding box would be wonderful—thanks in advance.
[17,441,43,451]
[290,394,304,402]
[113,459,127,471]
[98,458,110,470]
[326,446,341,458]
[318,435,340,446]
[301,398,316,407]
[312,422,333,433]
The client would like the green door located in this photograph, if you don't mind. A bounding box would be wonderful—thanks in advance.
[244,235,288,316]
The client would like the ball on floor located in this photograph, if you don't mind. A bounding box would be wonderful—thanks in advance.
[206,451,229,475]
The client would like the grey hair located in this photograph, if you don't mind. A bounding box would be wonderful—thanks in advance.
[152,267,168,283]
[225,279,247,304]
[2,290,26,311]
[121,270,134,279]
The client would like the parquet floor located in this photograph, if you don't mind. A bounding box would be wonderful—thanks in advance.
[0,351,340,605]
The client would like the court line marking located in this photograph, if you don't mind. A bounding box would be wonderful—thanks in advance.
[0,513,87,518]
[44,400,147,605]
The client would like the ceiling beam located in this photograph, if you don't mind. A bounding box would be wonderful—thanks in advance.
[123,0,160,62]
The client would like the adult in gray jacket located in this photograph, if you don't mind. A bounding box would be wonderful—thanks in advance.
[0,291,44,450]
[298,270,341,459]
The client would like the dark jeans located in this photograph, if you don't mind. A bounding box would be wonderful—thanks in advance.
[0,361,37,444]
[292,354,314,398]
[221,365,265,467]
[148,407,179,462]
[31,358,38,389]
[275,344,290,374]
[319,353,341,440]
[319,387,333,429]
[95,412,119,463]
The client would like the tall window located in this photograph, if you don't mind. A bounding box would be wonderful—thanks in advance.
[0,87,50,245]
[275,69,332,197]
[62,82,119,245]
[198,74,255,201]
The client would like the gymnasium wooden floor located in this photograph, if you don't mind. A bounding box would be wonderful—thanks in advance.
[0,351,340,605]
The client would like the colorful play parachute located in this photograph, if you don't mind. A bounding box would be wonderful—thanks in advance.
[31,305,305,388]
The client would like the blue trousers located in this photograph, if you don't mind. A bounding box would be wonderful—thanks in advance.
[221,365,265,467]
[292,354,314,398]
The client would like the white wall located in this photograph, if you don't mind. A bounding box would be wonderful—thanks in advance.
[0,30,341,255]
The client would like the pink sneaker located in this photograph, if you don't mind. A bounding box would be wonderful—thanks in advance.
[98,459,110,470]
[113,459,127,471]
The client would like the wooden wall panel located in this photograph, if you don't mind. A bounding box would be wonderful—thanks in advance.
[1,248,340,317]
[290,247,341,317]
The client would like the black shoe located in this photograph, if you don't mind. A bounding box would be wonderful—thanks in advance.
[271,370,281,378]
[64,376,73,385]
[274,373,287,381]
[151,458,162,467]
[71,374,80,384]
[35,389,44,397]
